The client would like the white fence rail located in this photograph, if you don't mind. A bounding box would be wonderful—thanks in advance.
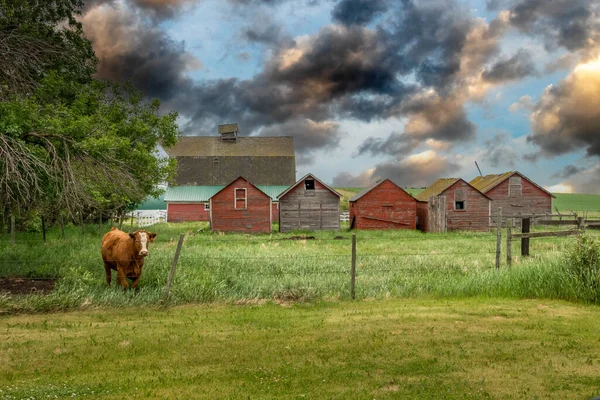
[128,210,167,227]
[340,211,350,222]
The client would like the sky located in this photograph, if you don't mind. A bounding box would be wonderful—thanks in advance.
[80,0,600,193]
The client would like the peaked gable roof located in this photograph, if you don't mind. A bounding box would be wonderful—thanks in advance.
[416,178,491,202]
[349,179,414,202]
[415,178,460,202]
[208,176,271,200]
[277,173,342,199]
[470,171,555,198]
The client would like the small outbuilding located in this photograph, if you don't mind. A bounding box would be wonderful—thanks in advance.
[349,179,416,230]
[209,177,273,233]
[470,171,554,217]
[278,173,342,232]
[415,178,491,232]
[164,184,287,223]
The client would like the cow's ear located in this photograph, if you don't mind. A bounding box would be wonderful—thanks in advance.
[149,233,157,242]
[129,233,136,239]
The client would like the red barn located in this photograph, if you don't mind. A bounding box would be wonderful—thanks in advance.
[164,185,287,223]
[209,177,272,233]
[416,178,491,232]
[349,179,416,230]
[470,171,554,217]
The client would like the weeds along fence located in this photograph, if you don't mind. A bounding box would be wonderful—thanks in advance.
[0,226,589,306]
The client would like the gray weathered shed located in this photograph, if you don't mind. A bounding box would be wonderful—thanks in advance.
[277,173,341,232]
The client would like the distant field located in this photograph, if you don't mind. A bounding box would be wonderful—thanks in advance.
[553,193,600,213]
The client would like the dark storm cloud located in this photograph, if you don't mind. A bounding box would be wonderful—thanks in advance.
[332,152,461,187]
[83,6,197,102]
[507,0,600,51]
[257,119,342,161]
[356,133,414,157]
[482,49,537,82]
[331,0,389,26]
[83,0,194,19]
[550,165,584,179]
[527,64,600,158]
[481,132,518,168]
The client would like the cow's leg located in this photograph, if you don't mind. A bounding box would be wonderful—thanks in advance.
[103,261,113,285]
[116,265,129,290]
[131,275,141,290]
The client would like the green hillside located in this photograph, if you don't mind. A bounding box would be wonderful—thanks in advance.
[553,193,600,213]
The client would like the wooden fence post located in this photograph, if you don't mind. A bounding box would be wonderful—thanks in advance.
[577,216,585,231]
[10,214,15,244]
[521,217,530,257]
[162,234,185,303]
[41,215,46,244]
[351,233,356,300]
[495,207,502,270]
[507,218,512,268]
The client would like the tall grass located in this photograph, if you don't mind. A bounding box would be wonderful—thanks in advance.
[1,222,598,313]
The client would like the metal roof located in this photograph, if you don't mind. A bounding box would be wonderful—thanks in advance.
[165,136,295,157]
[470,171,556,198]
[135,195,167,210]
[277,173,342,199]
[415,178,460,202]
[164,185,287,202]
[164,186,224,202]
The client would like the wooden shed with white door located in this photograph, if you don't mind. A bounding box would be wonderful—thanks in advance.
[277,174,342,232]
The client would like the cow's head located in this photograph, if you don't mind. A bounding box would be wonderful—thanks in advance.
[129,230,157,257]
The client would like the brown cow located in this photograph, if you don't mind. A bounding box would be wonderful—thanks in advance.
[101,227,157,290]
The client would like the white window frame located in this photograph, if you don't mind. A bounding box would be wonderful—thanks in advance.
[234,188,247,210]
[204,203,210,211]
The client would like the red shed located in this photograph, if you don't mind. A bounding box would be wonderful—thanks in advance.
[416,178,491,232]
[209,177,272,233]
[349,179,416,230]
[470,171,554,217]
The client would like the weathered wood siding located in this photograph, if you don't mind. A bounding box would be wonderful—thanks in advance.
[416,201,429,231]
[167,203,210,222]
[210,177,271,233]
[444,181,490,232]
[349,180,416,230]
[279,180,340,232]
[417,180,490,232]
[487,174,552,217]
[272,203,279,223]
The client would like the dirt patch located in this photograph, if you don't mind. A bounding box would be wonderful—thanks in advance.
[288,235,315,240]
[333,235,346,240]
[0,278,56,295]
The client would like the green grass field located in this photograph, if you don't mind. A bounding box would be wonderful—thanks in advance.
[2,298,600,399]
[1,220,598,314]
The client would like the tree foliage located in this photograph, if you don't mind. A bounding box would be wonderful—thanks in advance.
[0,0,97,100]
[0,74,178,219]
[0,1,180,227]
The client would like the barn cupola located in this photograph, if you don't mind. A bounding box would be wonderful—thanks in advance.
[218,123,239,141]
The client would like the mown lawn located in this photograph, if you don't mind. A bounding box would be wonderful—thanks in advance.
[2,298,600,399]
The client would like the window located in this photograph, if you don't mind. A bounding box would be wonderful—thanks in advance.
[305,179,315,190]
[234,188,247,209]
[454,189,466,211]
[204,203,210,211]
